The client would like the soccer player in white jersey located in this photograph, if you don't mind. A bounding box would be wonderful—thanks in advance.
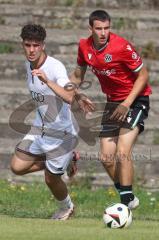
[11,24,79,220]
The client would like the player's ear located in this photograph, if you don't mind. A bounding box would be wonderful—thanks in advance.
[42,43,46,50]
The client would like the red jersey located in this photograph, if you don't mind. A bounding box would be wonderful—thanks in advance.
[77,32,152,101]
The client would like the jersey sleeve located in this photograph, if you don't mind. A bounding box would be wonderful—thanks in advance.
[121,42,143,72]
[53,61,70,87]
[77,40,87,66]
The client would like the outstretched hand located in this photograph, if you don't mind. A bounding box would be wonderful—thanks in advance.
[75,93,95,113]
[109,103,129,122]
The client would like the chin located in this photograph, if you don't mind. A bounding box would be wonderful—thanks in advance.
[28,58,35,62]
[100,40,107,44]
[99,43,105,48]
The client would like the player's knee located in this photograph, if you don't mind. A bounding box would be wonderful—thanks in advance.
[116,149,130,164]
[10,163,25,175]
[45,170,61,186]
[99,153,114,168]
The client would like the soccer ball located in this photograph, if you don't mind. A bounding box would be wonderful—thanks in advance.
[103,203,132,229]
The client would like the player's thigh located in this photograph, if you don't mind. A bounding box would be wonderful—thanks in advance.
[117,127,139,154]
[100,137,118,155]
[100,136,118,164]
[11,150,42,173]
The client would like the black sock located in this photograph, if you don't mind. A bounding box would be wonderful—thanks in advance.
[120,185,134,206]
[114,182,121,193]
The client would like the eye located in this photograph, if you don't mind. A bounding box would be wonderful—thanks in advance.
[33,44,41,47]
[25,43,31,47]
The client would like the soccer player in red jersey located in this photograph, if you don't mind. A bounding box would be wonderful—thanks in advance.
[71,10,152,209]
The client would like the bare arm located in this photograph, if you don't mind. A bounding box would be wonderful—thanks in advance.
[122,66,149,108]
[70,65,95,112]
[31,69,75,104]
[110,66,149,121]
[69,65,87,87]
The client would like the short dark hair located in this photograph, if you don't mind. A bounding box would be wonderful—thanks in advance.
[20,24,46,41]
[89,10,111,27]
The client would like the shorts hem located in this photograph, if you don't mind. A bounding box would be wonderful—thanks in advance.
[16,147,43,157]
[45,168,64,176]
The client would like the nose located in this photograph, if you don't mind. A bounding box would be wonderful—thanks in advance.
[101,29,105,36]
[30,45,35,52]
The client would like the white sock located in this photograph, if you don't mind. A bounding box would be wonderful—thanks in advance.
[58,195,74,209]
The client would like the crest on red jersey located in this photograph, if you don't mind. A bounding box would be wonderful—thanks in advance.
[104,54,112,62]
[132,52,138,59]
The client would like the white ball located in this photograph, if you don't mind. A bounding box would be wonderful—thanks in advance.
[103,203,133,228]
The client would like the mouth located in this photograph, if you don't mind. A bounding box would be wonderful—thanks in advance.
[28,55,36,60]
[99,38,108,45]
[100,38,106,42]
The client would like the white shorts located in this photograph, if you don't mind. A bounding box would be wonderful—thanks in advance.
[16,130,78,175]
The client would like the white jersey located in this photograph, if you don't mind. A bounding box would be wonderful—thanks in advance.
[25,55,78,136]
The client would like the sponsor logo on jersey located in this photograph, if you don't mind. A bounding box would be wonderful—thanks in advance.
[30,90,44,102]
[104,54,112,62]
[126,45,132,51]
[88,53,92,60]
[132,52,138,59]
[91,67,116,76]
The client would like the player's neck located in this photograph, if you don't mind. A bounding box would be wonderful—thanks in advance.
[93,41,108,51]
[92,34,110,51]
[31,51,47,69]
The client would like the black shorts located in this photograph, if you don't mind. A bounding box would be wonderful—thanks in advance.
[99,96,150,138]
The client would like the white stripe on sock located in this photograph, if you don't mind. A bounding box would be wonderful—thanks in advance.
[120,191,132,195]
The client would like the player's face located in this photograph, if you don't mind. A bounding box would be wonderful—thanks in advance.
[22,40,45,63]
[90,20,110,49]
